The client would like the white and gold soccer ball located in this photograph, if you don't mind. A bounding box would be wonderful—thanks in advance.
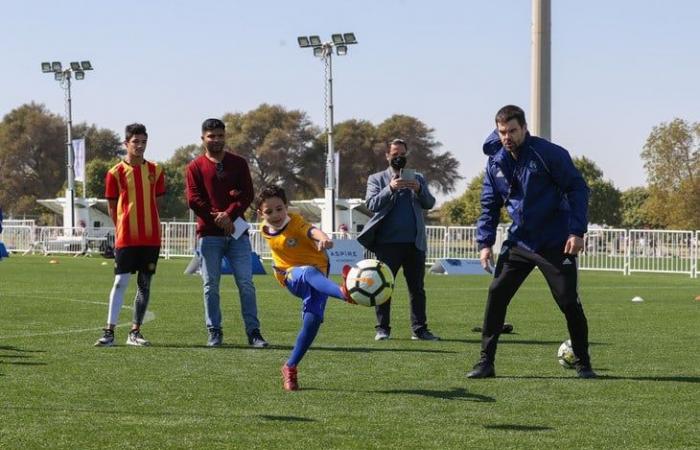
[345,259,394,307]
[557,339,576,369]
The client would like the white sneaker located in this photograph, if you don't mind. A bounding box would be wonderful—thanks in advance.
[94,328,114,347]
[126,330,150,346]
[374,330,390,341]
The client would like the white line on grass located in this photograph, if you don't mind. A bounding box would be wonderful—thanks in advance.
[0,296,155,340]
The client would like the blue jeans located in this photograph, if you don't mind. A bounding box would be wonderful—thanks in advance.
[198,235,260,333]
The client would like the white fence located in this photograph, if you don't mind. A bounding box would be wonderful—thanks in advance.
[1,224,698,278]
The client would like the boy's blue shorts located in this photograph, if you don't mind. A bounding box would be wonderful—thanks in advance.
[284,266,329,320]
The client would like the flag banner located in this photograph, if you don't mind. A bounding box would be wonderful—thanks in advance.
[335,151,340,193]
[73,138,86,182]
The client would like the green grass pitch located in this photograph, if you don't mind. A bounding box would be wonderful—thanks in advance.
[0,255,698,449]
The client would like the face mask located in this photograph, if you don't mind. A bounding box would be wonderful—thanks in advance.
[390,155,407,170]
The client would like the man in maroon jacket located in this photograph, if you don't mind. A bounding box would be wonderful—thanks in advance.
[186,118,268,348]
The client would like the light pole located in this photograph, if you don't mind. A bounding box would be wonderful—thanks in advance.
[531,0,551,140]
[41,60,93,228]
[297,33,357,233]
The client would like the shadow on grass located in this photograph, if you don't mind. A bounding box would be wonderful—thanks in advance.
[375,387,495,402]
[0,345,45,367]
[152,343,457,354]
[257,415,316,423]
[501,374,699,383]
[597,375,700,383]
[484,424,553,431]
[0,361,47,366]
[2,405,317,423]
[445,338,610,346]
[0,345,45,353]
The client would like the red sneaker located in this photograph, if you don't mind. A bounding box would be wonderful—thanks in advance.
[281,364,299,391]
[340,265,356,304]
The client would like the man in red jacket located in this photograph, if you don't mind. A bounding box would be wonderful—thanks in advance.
[186,118,267,348]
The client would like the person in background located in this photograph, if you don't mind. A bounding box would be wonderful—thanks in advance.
[466,105,596,379]
[95,123,165,347]
[186,118,268,348]
[357,138,439,342]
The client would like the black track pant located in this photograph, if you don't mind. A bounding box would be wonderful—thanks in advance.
[479,244,591,367]
[373,243,428,334]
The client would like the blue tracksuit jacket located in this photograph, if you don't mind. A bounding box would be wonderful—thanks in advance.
[476,131,589,252]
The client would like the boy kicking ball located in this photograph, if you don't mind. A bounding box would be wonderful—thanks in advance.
[256,185,355,391]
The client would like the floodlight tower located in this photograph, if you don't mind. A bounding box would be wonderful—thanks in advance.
[41,60,93,228]
[531,0,551,140]
[297,33,358,233]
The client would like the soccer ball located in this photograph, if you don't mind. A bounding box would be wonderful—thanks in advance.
[557,339,576,369]
[345,259,394,307]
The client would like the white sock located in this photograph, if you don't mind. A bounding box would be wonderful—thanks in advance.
[107,273,131,325]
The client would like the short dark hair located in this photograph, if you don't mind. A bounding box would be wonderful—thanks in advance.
[255,185,288,211]
[495,105,527,127]
[387,138,408,153]
[125,123,147,141]
[201,118,225,133]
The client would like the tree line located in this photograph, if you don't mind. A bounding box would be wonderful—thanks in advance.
[0,103,697,229]
[440,119,700,230]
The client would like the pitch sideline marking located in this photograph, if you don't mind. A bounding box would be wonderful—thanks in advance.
[0,296,155,340]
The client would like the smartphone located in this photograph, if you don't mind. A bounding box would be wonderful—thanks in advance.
[399,168,416,180]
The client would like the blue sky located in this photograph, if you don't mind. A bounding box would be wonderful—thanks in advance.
[1,0,698,203]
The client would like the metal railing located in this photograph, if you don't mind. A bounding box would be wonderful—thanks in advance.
[1,223,697,278]
[579,228,627,273]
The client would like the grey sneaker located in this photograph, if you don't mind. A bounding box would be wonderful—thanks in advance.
[126,329,150,347]
[247,329,269,348]
[411,328,440,341]
[94,328,114,347]
[374,329,390,341]
[207,327,223,347]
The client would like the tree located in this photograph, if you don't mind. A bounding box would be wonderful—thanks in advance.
[439,172,509,225]
[223,104,320,200]
[0,103,66,216]
[375,115,462,195]
[572,156,621,226]
[71,123,123,161]
[315,119,383,199]
[152,144,201,220]
[159,162,189,220]
[167,143,201,168]
[620,186,658,229]
[640,118,700,229]
[84,158,117,198]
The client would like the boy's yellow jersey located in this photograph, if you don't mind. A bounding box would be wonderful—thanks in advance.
[260,213,329,286]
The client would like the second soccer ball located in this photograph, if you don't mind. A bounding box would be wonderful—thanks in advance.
[557,339,576,369]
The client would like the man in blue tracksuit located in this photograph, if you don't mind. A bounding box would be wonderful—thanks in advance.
[466,105,597,379]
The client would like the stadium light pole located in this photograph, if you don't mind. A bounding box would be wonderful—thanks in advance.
[297,33,358,233]
[531,0,551,140]
[41,60,93,229]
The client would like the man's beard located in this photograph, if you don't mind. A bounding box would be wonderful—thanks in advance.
[207,143,225,153]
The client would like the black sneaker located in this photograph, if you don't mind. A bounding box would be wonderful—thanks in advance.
[471,323,514,333]
[207,327,223,347]
[247,329,269,348]
[576,366,598,379]
[411,328,440,341]
[466,360,495,378]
